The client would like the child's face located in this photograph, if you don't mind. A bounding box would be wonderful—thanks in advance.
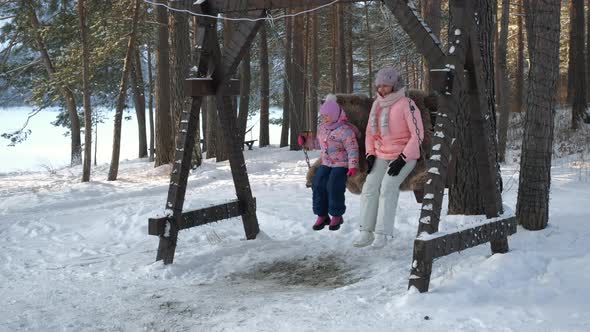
[320,114,334,124]
[377,84,394,97]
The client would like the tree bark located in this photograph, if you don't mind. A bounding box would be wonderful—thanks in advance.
[154,0,174,167]
[28,3,81,166]
[190,16,203,168]
[567,1,575,106]
[310,12,320,135]
[514,0,525,113]
[449,0,500,215]
[108,0,141,181]
[147,42,155,162]
[78,0,92,182]
[169,0,191,156]
[364,1,373,98]
[571,0,587,129]
[346,4,354,93]
[587,0,590,103]
[130,44,148,158]
[517,0,561,230]
[497,0,510,163]
[290,8,305,150]
[280,11,292,148]
[259,23,270,147]
[336,3,347,93]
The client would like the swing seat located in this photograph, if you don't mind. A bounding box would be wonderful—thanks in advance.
[305,91,440,203]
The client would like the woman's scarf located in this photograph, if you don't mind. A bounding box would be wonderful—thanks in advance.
[368,87,406,136]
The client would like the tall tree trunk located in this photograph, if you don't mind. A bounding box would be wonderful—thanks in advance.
[154,0,174,167]
[567,2,575,106]
[514,0,525,113]
[336,3,347,93]
[78,0,92,182]
[587,0,590,103]
[364,1,373,98]
[191,16,203,167]
[108,0,141,181]
[238,49,251,143]
[331,7,337,91]
[281,11,292,148]
[449,0,500,215]
[290,9,305,150]
[130,44,148,158]
[28,3,81,166]
[571,0,587,129]
[147,42,155,162]
[497,0,510,162]
[310,12,320,135]
[517,0,561,230]
[259,23,270,147]
[346,5,354,93]
[169,0,191,153]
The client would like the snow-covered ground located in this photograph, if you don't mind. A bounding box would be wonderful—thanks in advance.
[1,108,590,331]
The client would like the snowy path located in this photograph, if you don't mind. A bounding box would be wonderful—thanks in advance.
[1,148,589,331]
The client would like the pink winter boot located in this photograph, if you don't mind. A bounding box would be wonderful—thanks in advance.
[329,216,343,231]
[313,215,330,231]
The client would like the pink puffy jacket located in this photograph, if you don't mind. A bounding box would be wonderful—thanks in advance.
[365,96,424,161]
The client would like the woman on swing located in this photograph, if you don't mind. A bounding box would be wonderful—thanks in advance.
[353,66,424,248]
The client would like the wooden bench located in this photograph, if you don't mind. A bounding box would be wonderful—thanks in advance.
[243,140,257,150]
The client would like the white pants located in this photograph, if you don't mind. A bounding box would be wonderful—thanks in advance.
[359,157,416,236]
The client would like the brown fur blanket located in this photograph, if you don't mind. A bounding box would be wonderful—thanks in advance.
[305,90,436,194]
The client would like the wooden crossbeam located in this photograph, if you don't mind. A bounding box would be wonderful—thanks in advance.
[184,78,241,96]
[410,215,516,291]
[415,216,517,261]
[205,0,362,13]
[148,199,252,236]
[382,0,446,68]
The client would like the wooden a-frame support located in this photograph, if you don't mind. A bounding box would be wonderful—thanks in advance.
[148,0,516,290]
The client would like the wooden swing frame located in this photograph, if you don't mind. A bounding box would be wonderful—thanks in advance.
[147,0,516,293]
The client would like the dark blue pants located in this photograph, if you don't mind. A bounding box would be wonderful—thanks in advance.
[312,165,348,217]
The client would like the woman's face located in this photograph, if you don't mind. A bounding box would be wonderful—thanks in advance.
[377,84,394,97]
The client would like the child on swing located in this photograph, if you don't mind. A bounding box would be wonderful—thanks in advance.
[298,95,360,231]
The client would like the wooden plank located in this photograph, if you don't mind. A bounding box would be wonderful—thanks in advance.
[219,15,265,79]
[416,215,516,260]
[382,0,446,68]
[149,199,251,236]
[184,78,241,96]
[408,238,433,293]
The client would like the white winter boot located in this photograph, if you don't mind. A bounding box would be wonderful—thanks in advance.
[370,233,388,248]
[353,231,374,247]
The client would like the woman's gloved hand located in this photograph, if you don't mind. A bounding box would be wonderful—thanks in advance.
[366,155,376,174]
[387,153,406,176]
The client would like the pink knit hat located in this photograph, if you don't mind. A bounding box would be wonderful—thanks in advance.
[375,67,405,91]
[320,95,343,123]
